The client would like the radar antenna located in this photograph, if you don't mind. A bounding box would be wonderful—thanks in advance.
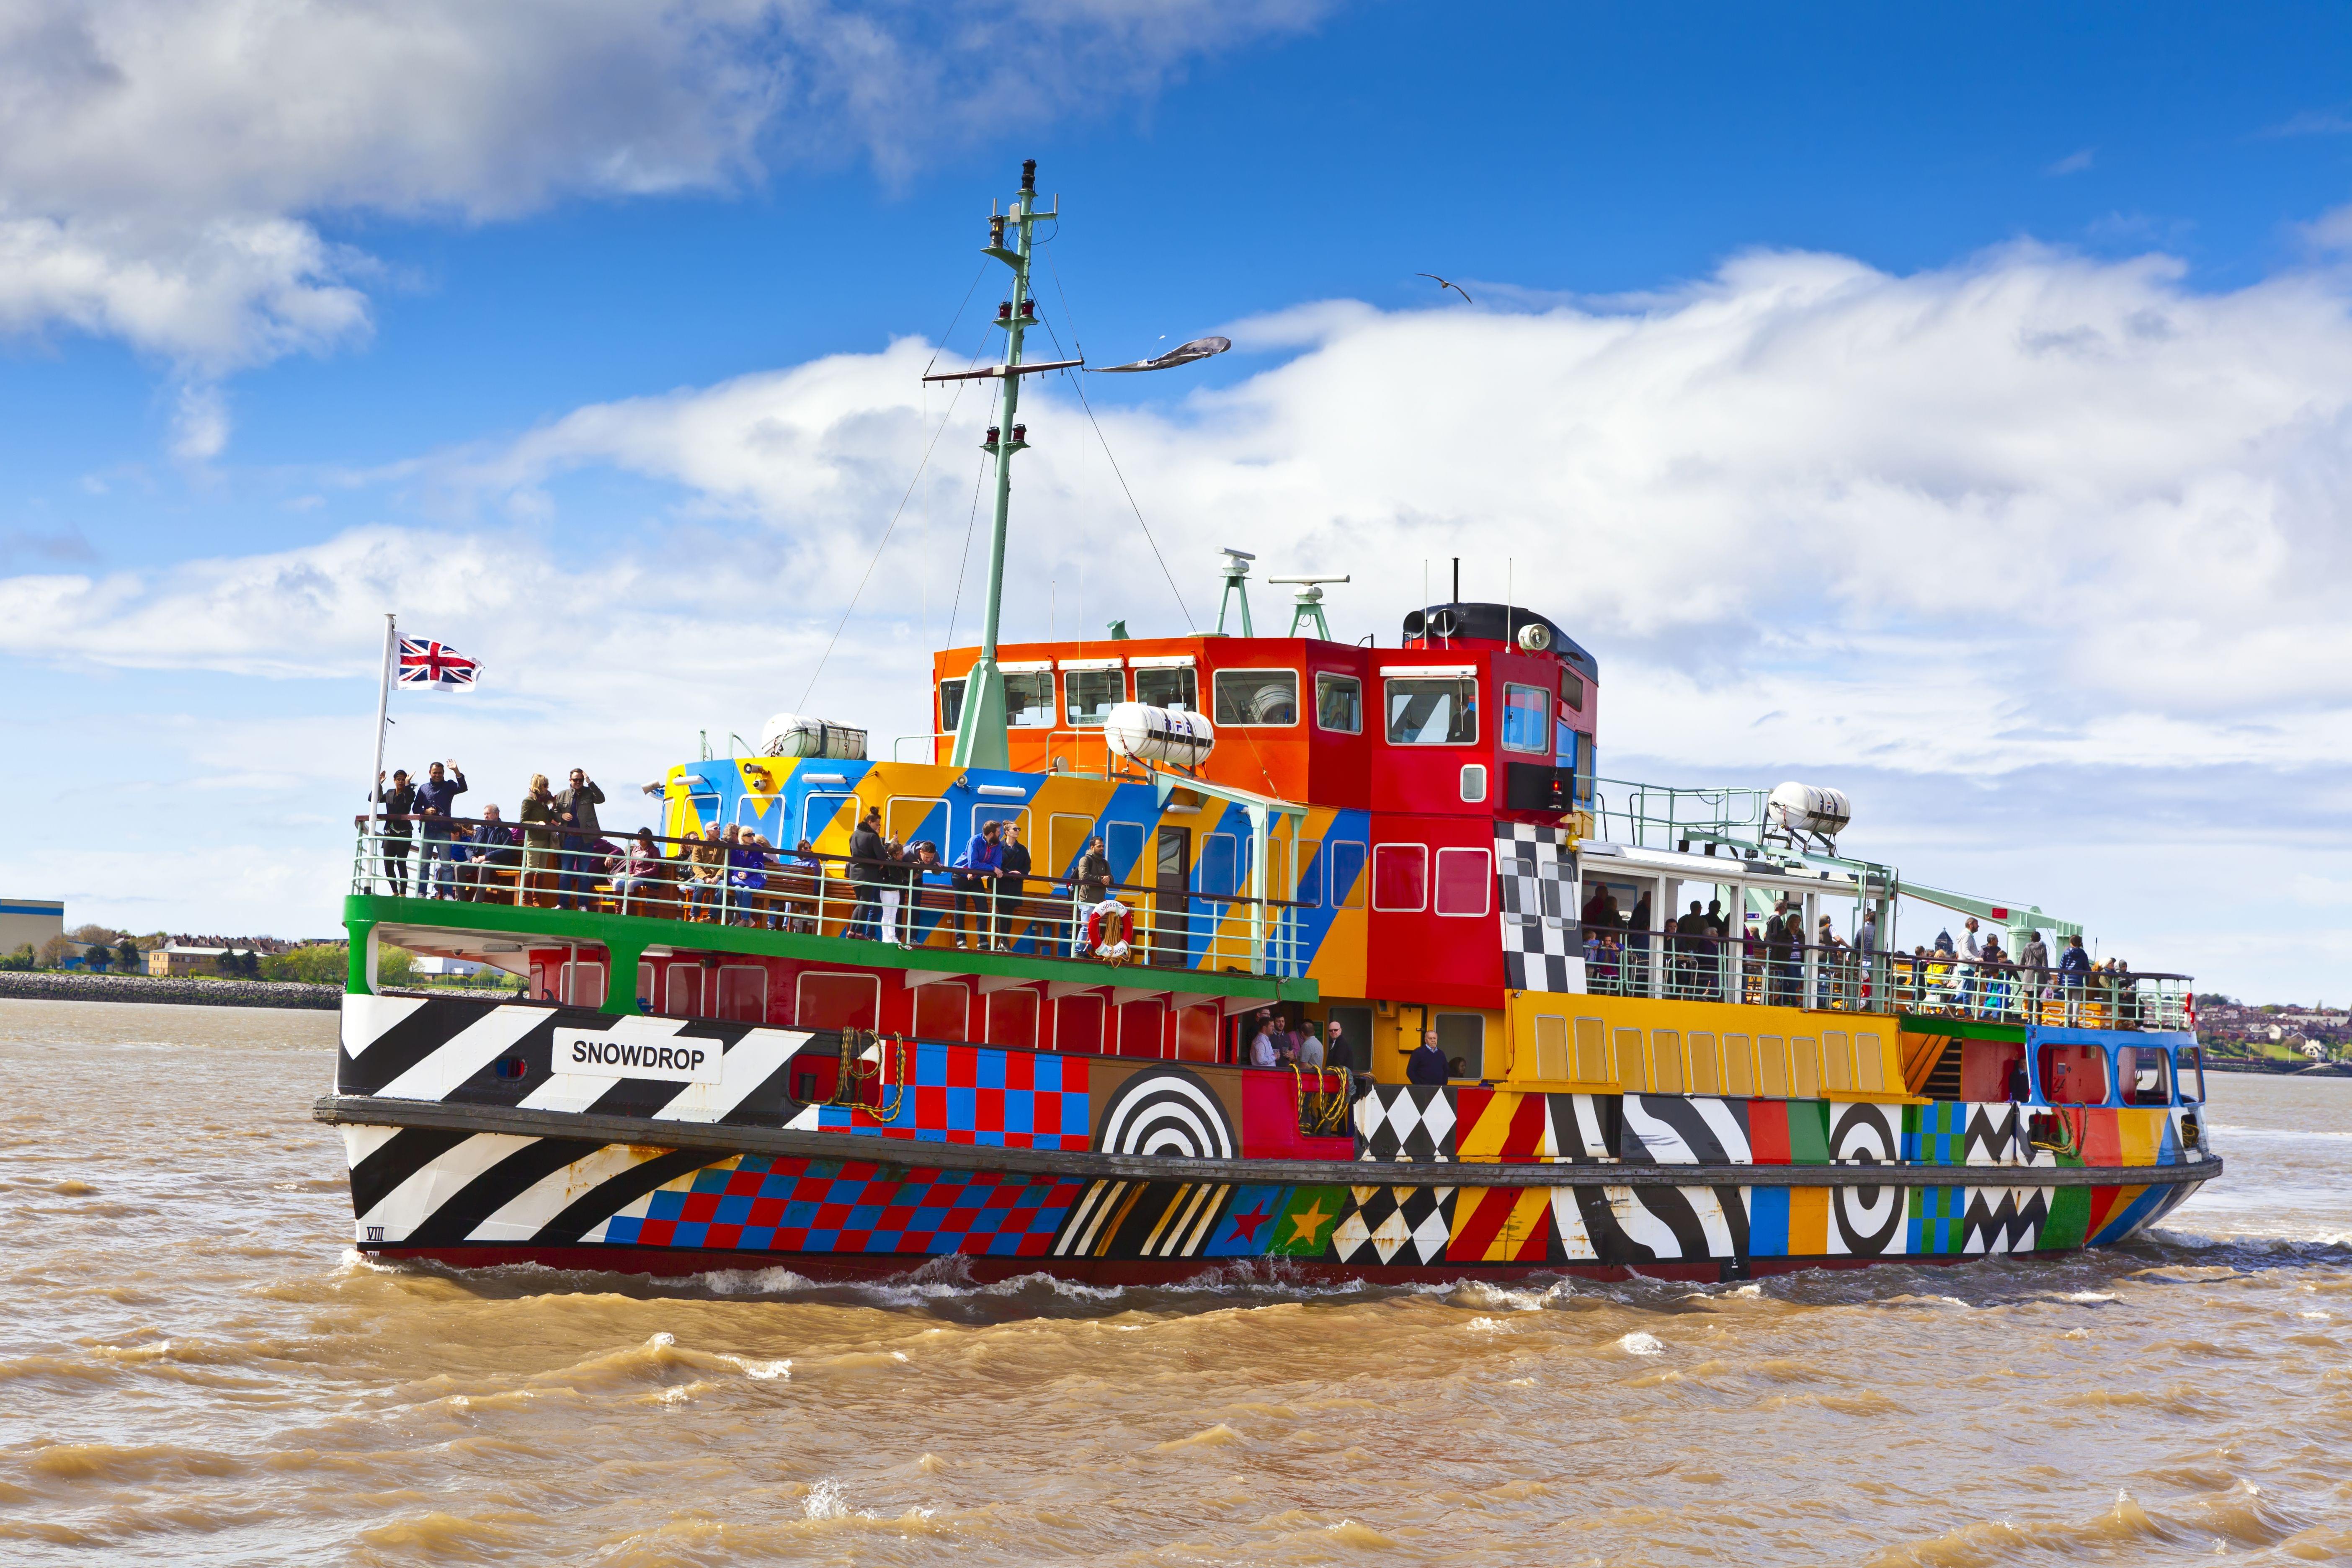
[1266,574,1350,640]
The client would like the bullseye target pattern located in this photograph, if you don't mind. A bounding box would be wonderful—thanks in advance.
[1096,1066,1236,1160]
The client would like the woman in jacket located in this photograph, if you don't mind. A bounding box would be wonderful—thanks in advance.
[518,774,558,907]
[1070,836,1112,957]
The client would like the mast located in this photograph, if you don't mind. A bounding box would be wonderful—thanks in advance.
[950,157,1055,770]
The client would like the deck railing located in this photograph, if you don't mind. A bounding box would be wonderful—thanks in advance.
[1581,925,2192,1032]
[349,817,1312,978]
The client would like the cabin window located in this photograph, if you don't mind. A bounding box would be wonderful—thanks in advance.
[1435,1012,1485,1080]
[1574,737,1596,805]
[711,967,764,1024]
[2118,1045,2172,1106]
[1574,1017,1609,1082]
[1200,833,1239,898]
[1823,1030,1854,1092]
[1792,1037,1823,1099]
[1615,1027,1648,1092]
[1004,671,1055,728]
[635,962,657,1013]
[1118,1000,1165,1058]
[2175,1043,2206,1104]
[562,962,606,1010]
[1064,668,1125,726]
[1501,682,1551,753]
[970,805,1031,848]
[1434,847,1491,916]
[1372,843,1427,911]
[1135,665,1197,711]
[802,792,858,844]
[1215,668,1299,726]
[887,795,946,846]
[985,988,1038,1050]
[1460,764,1488,803]
[914,982,970,1041]
[1292,846,1322,908]
[1560,669,1586,712]
[794,971,873,1030]
[1650,1029,1684,1093]
[1385,676,1478,745]
[1329,841,1367,909]
[1533,1014,1570,1080]
[939,676,966,731]
[664,966,701,1018]
[1055,994,1106,1054]
[1723,1033,1755,1096]
[1315,673,1363,733]
[1687,1031,1719,1094]
[1855,1031,1887,1091]
[1105,821,1145,883]
[1176,1004,1220,1062]
[2036,1043,2110,1104]
[1758,1035,1790,1097]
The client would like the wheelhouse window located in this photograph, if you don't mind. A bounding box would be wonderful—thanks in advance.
[1215,668,1300,726]
[939,676,965,731]
[1328,841,1367,909]
[1385,675,1477,745]
[1560,669,1586,712]
[2119,1046,2172,1106]
[1501,682,1550,753]
[2176,1043,2207,1103]
[1434,1012,1485,1081]
[1434,847,1491,916]
[1004,671,1055,728]
[2036,1043,2109,1105]
[1134,664,1197,711]
[1064,668,1125,726]
[1372,843,1427,911]
[1315,673,1362,734]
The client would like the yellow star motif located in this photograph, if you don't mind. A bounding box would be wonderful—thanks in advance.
[1286,1196,1333,1245]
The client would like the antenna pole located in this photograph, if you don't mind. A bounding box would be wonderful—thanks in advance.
[951,157,1052,771]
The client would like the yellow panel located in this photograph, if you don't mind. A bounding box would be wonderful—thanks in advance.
[1575,1017,1609,1083]
[1723,1034,1754,1097]
[1789,1186,1830,1255]
[2116,1109,2164,1166]
[1856,1031,1886,1091]
[1617,1028,1649,1093]
[1534,1015,1570,1081]
[1688,1032,1718,1095]
[1823,1030,1853,1092]
[1048,813,1093,882]
[1651,1030,1684,1093]
[1793,1037,1822,1099]
[1759,1036,1789,1098]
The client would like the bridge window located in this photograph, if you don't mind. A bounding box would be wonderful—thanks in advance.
[1372,843,1427,911]
[2036,1043,2109,1105]
[1560,669,1586,712]
[1005,671,1055,728]
[1134,664,1197,711]
[939,676,965,731]
[1315,673,1362,733]
[2175,1043,2206,1104]
[1434,847,1491,916]
[2119,1045,2172,1106]
[1385,675,1477,745]
[1502,682,1550,753]
[1200,833,1238,898]
[1434,1012,1484,1080]
[1215,668,1299,726]
[1329,841,1367,909]
[1064,667,1124,726]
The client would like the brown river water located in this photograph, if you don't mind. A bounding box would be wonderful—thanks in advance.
[3,997,2348,1565]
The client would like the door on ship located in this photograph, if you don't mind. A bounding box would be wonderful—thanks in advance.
[1154,826,1190,967]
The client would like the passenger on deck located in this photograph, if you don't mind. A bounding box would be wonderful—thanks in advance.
[457,804,521,903]
[1675,900,1708,999]
[2058,934,2093,1024]
[996,823,1032,950]
[874,830,908,944]
[782,838,824,932]
[907,840,947,942]
[1626,892,1653,994]
[1323,1019,1354,1076]
[1407,1029,1450,1086]
[1766,900,1799,1008]
[414,760,468,898]
[1249,1012,1279,1068]
[727,828,769,928]
[1581,884,1620,946]
[1299,1022,1326,1069]
[1815,916,1840,1006]
[554,768,605,912]
[954,819,1006,950]
[519,773,557,907]
[1586,928,1620,993]
[848,808,888,940]
[1978,936,2009,1018]
[371,769,415,896]
[609,828,668,916]
[1071,836,1112,956]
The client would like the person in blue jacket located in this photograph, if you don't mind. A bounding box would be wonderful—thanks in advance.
[413,760,467,898]
[2058,934,2094,1026]
[954,819,1006,950]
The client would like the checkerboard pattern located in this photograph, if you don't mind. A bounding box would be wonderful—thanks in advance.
[604,1155,1085,1256]
[818,1042,1091,1150]
[1496,822,1579,992]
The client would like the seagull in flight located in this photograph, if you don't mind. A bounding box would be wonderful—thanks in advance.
[1417,273,1473,304]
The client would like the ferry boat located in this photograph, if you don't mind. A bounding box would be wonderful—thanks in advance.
[318,162,2219,1284]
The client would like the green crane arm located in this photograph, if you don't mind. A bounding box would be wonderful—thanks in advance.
[1901,881,2080,941]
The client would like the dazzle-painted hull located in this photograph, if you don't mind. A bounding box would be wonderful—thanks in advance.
[324,995,2215,1286]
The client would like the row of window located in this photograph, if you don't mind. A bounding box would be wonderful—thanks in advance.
[1522,1017,1895,1098]
[940,665,1582,752]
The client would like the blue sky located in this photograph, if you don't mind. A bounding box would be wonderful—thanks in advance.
[5,1,2352,996]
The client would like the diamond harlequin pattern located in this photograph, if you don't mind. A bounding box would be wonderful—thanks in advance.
[604,1155,1083,1256]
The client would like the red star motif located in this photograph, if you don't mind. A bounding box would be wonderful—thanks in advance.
[1228,1204,1272,1243]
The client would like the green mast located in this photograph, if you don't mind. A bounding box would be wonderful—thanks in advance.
[949,158,1057,771]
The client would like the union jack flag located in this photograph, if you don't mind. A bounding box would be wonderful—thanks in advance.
[397,638,481,689]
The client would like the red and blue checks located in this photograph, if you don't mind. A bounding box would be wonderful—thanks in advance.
[820,1042,1091,1150]
[606,1155,1084,1257]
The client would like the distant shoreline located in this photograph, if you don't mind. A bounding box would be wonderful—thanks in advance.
[0,972,340,1011]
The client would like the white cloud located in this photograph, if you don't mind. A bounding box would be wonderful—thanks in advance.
[0,0,1328,438]
[2045,147,2096,177]
[13,238,2352,990]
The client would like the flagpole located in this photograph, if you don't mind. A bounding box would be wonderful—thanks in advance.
[367,612,396,836]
